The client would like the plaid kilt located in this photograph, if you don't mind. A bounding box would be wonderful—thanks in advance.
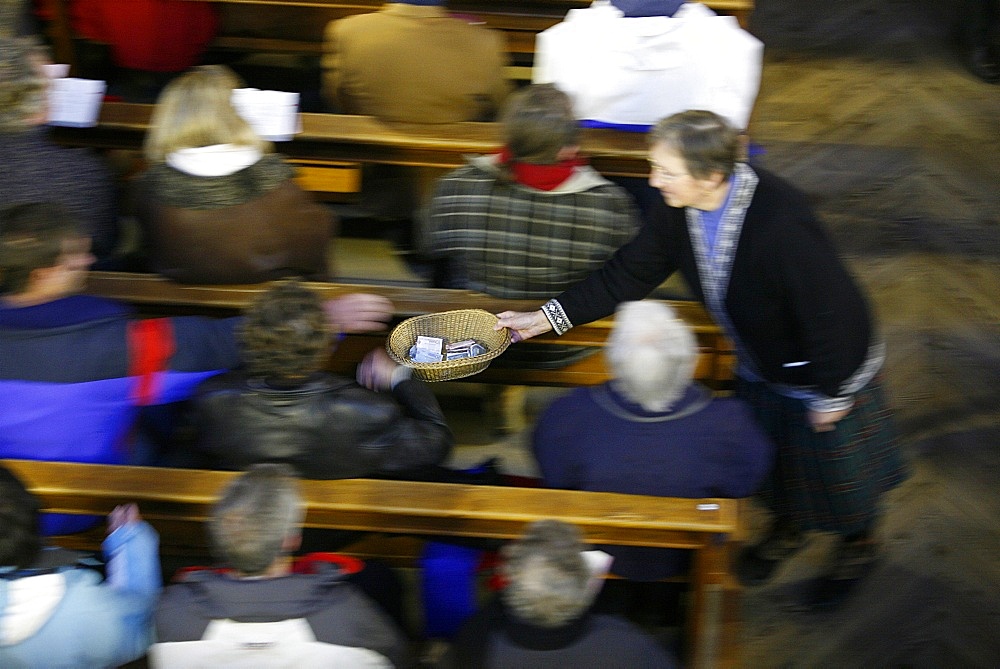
[736,376,908,535]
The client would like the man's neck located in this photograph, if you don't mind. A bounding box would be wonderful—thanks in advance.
[236,555,294,580]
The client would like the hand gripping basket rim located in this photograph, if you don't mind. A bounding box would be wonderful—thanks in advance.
[386,309,511,382]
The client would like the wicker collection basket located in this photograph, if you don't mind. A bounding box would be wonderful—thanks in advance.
[386,309,511,382]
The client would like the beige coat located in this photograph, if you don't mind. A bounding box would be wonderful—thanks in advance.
[322,3,510,123]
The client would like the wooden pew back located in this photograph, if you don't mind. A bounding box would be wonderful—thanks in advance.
[84,271,736,388]
[52,102,651,178]
[2,457,743,668]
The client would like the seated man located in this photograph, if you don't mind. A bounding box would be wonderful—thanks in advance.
[0,464,161,668]
[0,202,392,534]
[0,37,118,262]
[322,0,511,229]
[190,279,453,479]
[322,0,508,124]
[422,83,639,368]
[532,300,774,580]
[533,0,764,130]
[442,519,677,668]
[151,463,409,667]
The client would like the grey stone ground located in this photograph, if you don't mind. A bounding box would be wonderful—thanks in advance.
[443,0,1000,664]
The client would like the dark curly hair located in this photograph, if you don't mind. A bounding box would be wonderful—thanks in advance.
[240,280,331,382]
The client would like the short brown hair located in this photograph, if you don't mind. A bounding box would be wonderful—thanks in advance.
[501,83,579,164]
[0,202,82,295]
[650,110,739,180]
[239,280,331,381]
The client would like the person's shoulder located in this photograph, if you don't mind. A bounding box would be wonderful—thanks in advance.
[56,567,131,614]
[326,381,401,418]
[56,565,105,589]
[706,394,759,422]
[748,165,812,211]
[193,370,247,396]
[450,160,497,180]
[0,295,132,330]
[245,153,296,184]
[434,160,499,191]
[329,6,396,40]
[537,385,594,420]
[586,613,678,666]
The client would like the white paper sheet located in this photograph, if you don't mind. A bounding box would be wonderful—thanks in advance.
[46,77,106,128]
[231,88,302,142]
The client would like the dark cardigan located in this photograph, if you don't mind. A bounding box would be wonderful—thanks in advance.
[556,167,874,399]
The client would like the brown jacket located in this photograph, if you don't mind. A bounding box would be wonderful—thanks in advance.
[322,3,510,123]
[138,157,334,284]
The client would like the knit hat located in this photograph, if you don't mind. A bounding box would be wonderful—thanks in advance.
[610,0,685,17]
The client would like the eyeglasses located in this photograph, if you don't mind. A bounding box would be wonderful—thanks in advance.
[647,161,689,182]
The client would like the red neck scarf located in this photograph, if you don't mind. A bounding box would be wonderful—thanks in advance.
[498,147,586,191]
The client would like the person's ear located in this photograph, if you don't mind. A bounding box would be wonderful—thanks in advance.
[704,170,727,188]
[28,264,59,287]
[283,531,302,554]
[555,145,580,162]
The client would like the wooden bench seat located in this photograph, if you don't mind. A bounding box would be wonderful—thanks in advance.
[84,271,736,388]
[52,101,651,179]
[2,458,744,668]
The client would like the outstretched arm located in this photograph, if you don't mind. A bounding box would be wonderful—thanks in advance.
[324,293,394,333]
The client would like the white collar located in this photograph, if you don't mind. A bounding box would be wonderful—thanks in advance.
[166,144,263,177]
[0,572,66,645]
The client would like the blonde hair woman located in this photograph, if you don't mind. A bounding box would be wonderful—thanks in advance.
[144,65,266,164]
[137,65,333,284]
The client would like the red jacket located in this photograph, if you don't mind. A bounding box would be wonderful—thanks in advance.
[39,0,218,72]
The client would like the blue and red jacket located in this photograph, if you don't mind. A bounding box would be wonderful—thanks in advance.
[0,295,241,534]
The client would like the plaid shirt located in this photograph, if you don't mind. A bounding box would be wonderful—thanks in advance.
[422,159,639,299]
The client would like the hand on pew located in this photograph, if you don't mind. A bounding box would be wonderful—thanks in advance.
[356,347,407,392]
[495,308,552,343]
[324,293,393,333]
[107,502,142,535]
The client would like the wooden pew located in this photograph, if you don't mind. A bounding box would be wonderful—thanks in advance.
[84,271,736,388]
[2,457,744,668]
[51,101,650,179]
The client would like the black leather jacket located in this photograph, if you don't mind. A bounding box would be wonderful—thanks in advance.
[190,371,453,479]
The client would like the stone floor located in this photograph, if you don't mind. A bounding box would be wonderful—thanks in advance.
[419,0,1000,665]
[736,1,1000,664]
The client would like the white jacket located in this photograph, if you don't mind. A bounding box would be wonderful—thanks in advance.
[533,1,763,129]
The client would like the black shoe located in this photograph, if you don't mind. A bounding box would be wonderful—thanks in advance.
[735,523,804,586]
[966,47,1000,84]
[799,538,879,610]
